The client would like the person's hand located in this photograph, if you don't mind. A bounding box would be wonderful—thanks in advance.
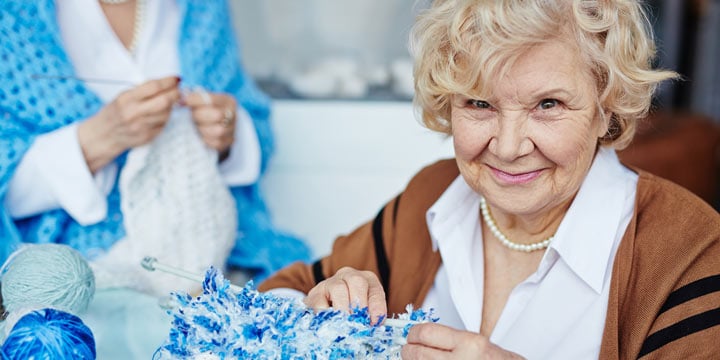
[402,323,525,359]
[304,267,387,325]
[78,76,181,172]
[182,91,237,157]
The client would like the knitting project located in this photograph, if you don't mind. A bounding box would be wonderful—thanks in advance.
[91,108,236,296]
[154,267,437,359]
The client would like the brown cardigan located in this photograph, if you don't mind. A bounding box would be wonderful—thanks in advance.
[259,159,720,359]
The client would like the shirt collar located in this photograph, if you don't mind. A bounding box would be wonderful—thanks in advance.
[549,147,636,293]
[427,176,479,252]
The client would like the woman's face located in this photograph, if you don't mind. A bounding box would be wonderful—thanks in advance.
[451,41,608,217]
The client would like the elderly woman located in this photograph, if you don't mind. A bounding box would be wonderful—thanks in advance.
[259,0,720,359]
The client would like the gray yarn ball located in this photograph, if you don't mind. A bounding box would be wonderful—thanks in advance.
[1,244,95,315]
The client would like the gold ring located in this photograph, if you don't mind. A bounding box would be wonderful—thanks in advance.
[223,108,233,127]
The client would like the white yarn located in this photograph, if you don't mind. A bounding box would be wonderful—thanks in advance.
[91,107,237,296]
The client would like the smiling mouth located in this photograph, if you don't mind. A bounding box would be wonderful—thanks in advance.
[490,167,543,184]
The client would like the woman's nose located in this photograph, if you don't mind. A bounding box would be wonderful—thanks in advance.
[487,114,534,161]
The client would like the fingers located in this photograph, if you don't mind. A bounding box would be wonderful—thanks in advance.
[338,267,370,309]
[133,86,182,118]
[401,343,452,360]
[112,76,181,122]
[219,107,234,127]
[404,324,509,359]
[304,268,359,313]
[96,77,183,152]
[196,124,234,151]
[324,277,353,312]
[192,105,230,127]
[305,284,332,311]
[182,91,235,109]
[184,92,237,125]
[366,277,388,324]
[184,91,237,152]
[182,91,210,107]
[406,323,462,351]
[129,76,182,101]
[192,106,235,152]
[303,267,388,324]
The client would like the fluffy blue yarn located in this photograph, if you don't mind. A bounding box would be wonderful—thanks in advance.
[1,308,96,359]
[154,267,438,359]
[0,244,95,315]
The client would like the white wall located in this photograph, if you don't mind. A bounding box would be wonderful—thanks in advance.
[260,100,455,258]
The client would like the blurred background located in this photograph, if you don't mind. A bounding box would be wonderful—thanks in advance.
[229,0,720,256]
[231,0,719,113]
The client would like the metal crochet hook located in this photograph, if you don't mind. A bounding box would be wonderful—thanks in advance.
[31,74,137,86]
[140,256,244,292]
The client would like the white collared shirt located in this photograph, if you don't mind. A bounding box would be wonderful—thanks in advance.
[4,0,261,224]
[423,147,638,359]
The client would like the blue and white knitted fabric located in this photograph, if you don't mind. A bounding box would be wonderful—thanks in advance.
[0,0,310,281]
[154,267,437,359]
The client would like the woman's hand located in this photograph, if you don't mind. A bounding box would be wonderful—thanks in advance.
[304,267,387,325]
[78,76,181,172]
[402,323,525,359]
[183,91,237,158]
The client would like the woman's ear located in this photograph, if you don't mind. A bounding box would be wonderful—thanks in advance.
[602,111,612,137]
[596,107,612,139]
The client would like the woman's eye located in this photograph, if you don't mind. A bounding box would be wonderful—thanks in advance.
[468,99,491,109]
[538,99,560,110]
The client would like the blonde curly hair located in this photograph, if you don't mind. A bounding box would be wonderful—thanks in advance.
[411,0,678,149]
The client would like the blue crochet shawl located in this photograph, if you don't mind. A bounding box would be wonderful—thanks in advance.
[0,0,310,279]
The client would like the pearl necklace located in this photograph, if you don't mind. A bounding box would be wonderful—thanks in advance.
[98,0,144,55]
[479,197,553,252]
[127,0,145,55]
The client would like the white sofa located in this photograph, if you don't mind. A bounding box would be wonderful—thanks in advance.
[261,100,455,258]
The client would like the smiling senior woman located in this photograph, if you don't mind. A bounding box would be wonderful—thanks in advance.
[259,0,720,358]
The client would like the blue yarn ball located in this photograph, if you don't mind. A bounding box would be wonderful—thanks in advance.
[1,308,96,359]
[1,244,95,315]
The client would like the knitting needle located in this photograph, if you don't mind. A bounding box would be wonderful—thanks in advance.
[140,256,243,292]
[31,74,137,86]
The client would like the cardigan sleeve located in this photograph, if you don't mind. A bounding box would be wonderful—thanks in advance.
[257,195,401,295]
[4,124,115,224]
[599,171,720,359]
[217,105,261,185]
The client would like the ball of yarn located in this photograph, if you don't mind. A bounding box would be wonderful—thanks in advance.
[1,308,96,359]
[1,244,95,315]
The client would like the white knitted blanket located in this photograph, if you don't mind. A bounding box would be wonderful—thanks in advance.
[91,107,237,296]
